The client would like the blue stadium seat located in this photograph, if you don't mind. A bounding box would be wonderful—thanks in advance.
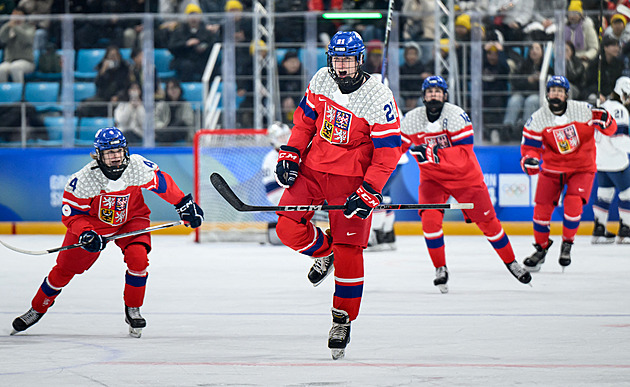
[316,47,327,69]
[77,117,114,142]
[0,82,23,103]
[154,48,176,79]
[0,49,3,62]
[120,48,132,63]
[75,49,106,79]
[43,116,78,141]
[74,82,96,102]
[181,82,203,110]
[24,82,60,112]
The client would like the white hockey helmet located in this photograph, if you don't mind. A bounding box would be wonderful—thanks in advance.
[267,122,291,149]
[614,76,630,102]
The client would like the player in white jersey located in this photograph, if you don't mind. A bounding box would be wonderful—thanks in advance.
[11,128,203,337]
[261,122,291,245]
[593,76,630,244]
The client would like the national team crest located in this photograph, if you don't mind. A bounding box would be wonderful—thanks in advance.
[320,103,352,144]
[552,125,579,154]
[99,194,129,226]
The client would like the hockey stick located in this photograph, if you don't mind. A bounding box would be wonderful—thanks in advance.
[211,173,473,212]
[597,0,603,106]
[379,0,395,83]
[0,220,185,256]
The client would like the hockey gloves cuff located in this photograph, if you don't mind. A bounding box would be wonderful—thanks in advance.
[79,230,107,253]
[275,145,300,188]
[175,193,204,228]
[344,182,383,220]
[520,157,540,176]
[410,143,440,164]
[590,107,612,130]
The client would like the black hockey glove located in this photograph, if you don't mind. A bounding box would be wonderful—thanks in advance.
[79,230,107,253]
[591,107,612,130]
[410,143,440,164]
[275,145,300,188]
[175,193,204,228]
[520,157,540,176]
[344,182,383,220]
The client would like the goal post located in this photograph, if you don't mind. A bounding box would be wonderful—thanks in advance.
[193,129,275,242]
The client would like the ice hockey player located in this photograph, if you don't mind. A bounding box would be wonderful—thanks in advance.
[261,122,292,245]
[521,75,617,271]
[592,76,630,244]
[11,127,203,337]
[400,75,531,293]
[273,31,402,359]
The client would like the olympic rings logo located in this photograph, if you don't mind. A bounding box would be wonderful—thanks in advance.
[501,183,528,196]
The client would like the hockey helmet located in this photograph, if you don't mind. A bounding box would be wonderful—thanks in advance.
[93,127,129,180]
[422,75,448,94]
[614,76,630,101]
[267,122,291,150]
[546,75,570,93]
[327,31,366,88]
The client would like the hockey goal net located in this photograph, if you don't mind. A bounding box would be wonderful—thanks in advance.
[194,129,275,242]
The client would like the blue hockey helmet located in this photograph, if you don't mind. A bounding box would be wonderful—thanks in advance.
[327,31,366,88]
[546,75,570,93]
[93,127,129,180]
[422,75,448,94]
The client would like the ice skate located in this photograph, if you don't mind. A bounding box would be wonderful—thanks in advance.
[618,222,630,244]
[433,266,449,294]
[10,308,44,335]
[591,220,616,244]
[125,306,146,338]
[505,260,532,285]
[328,308,351,360]
[558,240,573,271]
[523,239,553,272]
[307,254,334,287]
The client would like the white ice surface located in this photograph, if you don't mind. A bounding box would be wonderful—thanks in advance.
[0,234,629,386]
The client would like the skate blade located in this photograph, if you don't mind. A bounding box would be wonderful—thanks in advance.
[617,237,630,244]
[128,327,143,338]
[591,236,615,244]
[310,267,334,287]
[9,329,19,336]
[331,348,345,360]
[523,265,541,273]
[437,284,448,294]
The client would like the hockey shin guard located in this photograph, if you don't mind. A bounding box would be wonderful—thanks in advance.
[562,194,583,242]
[332,244,364,321]
[533,204,554,247]
[421,210,446,268]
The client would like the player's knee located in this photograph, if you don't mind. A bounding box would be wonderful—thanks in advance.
[476,218,502,236]
[533,203,555,220]
[421,210,443,233]
[124,243,149,273]
[619,187,630,202]
[563,194,584,216]
[48,266,76,288]
[275,215,300,244]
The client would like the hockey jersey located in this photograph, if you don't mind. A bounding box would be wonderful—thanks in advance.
[400,102,485,189]
[521,100,617,173]
[288,68,402,192]
[61,154,185,237]
[261,148,284,205]
[596,99,630,172]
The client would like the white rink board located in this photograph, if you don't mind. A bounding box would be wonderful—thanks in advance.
[0,234,629,386]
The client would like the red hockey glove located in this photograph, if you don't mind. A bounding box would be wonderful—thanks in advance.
[344,182,383,220]
[590,107,612,129]
[520,157,540,176]
[410,144,440,164]
[275,145,300,188]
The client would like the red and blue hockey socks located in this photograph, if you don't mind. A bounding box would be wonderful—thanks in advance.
[123,243,149,307]
[421,210,446,268]
[533,203,554,247]
[331,244,364,321]
[562,194,583,243]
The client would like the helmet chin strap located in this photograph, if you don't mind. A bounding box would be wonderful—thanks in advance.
[96,149,130,180]
[547,98,567,115]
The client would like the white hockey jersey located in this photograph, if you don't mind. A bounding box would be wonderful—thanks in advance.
[596,99,630,171]
[261,149,284,205]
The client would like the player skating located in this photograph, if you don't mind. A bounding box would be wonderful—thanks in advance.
[592,76,630,244]
[400,76,531,293]
[11,128,203,337]
[273,31,402,359]
[520,76,617,272]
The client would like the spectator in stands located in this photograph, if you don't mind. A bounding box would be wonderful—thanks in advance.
[503,42,552,142]
[525,0,566,41]
[0,102,45,142]
[565,0,599,69]
[362,39,383,75]
[401,0,435,42]
[486,0,534,44]
[168,3,217,82]
[0,6,35,83]
[236,39,268,128]
[564,40,586,100]
[128,47,165,101]
[278,50,303,125]
[78,45,131,118]
[275,0,307,43]
[585,36,624,105]
[604,13,630,46]
[37,41,61,74]
[155,79,194,143]
[16,0,52,51]
[399,41,429,113]
[114,82,155,144]
[482,40,510,143]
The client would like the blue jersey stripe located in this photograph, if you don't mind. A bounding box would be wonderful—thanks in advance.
[489,233,510,250]
[523,137,542,148]
[150,170,168,194]
[298,96,318,121]
[334,283,364,299]
[126,272,148,287]
[452,136,474,146]
[265,181,281,194]
[302,228,324,257]
[424,236,444,249]
[373,135,402,148]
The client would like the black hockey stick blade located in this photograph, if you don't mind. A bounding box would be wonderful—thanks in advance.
[0,220,184,256]
[210,173,473,213]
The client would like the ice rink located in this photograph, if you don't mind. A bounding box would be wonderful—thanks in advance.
[0,233,629,386]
